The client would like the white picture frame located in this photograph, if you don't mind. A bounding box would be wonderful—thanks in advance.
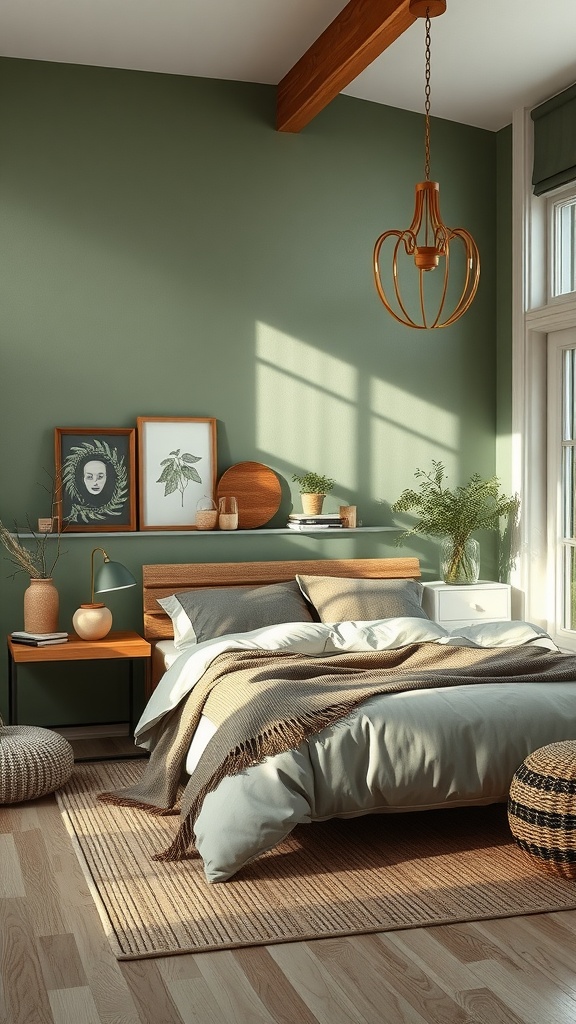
[137,417,217,530]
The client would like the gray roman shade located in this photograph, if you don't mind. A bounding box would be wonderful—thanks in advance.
[532,83,576,196]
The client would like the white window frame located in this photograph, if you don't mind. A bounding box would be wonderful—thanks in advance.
[547,186,576,302]
[512,107,576,649]
[547,329,576,648]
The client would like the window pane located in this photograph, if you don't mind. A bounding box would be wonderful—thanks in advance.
[563,444,576,538]
[564,545,576,630]
[563,348,576,439]
[555,199,576,296]
[561,347,576,633]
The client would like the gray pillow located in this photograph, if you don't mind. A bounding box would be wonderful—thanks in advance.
[296,574,428,623]
[158,579,314,649]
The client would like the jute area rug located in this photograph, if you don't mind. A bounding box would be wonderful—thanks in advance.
[57,760,576,961]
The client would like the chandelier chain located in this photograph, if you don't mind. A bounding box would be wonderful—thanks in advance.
[424,11,431,180]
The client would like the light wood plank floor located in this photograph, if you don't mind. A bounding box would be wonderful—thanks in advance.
[2,780,576,1024]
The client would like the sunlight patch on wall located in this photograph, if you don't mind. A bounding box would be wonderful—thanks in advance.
[256,323,358,488]
[369,377,458,499]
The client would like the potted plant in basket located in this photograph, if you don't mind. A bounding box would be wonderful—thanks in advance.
[391,461,519,585]
[292,471,335,516]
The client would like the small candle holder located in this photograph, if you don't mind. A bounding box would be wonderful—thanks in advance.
[339,505,357,528]
[218,496,238,530]
[37,517,56,533]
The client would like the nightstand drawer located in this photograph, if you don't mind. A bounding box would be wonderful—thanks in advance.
[437,587,510,622]
[421,581,512,627]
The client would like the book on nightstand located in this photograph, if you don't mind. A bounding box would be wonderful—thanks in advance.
[11,630,69,646]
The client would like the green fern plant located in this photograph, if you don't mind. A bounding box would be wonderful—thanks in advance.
[292,471,335,494]
[392,461,519,583]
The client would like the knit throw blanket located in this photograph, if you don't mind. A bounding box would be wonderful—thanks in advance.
[98,641,576,861]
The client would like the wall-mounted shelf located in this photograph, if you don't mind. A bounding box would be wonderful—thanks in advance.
[16,527,399,539]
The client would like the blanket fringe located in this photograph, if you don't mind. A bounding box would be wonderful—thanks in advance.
[154,708,363,861]
[153,815,196,861]
[97,791,180,816]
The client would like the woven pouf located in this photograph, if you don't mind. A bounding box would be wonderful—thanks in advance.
[508,739,576,879]
[0,725,74,804]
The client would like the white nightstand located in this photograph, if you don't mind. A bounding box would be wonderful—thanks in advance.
[421,580,512,630]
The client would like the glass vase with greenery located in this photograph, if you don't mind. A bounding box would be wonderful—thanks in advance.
[391,461,519,585]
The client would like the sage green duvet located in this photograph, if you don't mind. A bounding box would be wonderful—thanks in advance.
[135,618,576,881]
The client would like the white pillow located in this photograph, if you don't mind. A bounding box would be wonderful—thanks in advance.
[448,620,559,651]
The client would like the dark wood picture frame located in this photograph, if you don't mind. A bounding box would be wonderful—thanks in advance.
[55,427,137,533]
[137,416,217,530]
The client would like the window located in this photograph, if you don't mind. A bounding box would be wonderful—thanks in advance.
[514,104,576,647]
[547,329,576,644]
[549,190,576,298]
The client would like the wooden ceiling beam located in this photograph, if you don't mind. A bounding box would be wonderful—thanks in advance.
[276,0,416,133]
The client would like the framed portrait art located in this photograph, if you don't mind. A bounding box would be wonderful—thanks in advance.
[55,428,137,532]
[137,416,217,530]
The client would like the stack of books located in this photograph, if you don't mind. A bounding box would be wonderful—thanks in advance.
[11,630,69,647]
[287,513,343,532]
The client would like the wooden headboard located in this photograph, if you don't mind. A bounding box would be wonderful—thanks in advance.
[143,557,420,693]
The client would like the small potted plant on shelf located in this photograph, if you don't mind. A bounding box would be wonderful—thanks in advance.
[292,471,335,516]
[391,460,519,585]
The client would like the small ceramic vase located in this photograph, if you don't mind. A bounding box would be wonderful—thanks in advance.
[24,577,59,633]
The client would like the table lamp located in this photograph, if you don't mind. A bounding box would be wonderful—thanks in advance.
[72,547,137,640]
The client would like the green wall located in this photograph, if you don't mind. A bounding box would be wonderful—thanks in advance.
[0,57,499,726]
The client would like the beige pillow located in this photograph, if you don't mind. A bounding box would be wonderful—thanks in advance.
[296,575,427,623]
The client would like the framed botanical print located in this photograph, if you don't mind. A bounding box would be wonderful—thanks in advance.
[137,416,217,530]
[55,428,137,532]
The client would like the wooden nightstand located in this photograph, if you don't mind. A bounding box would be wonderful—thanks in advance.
[6,630,151,734]
[421,580,512,630]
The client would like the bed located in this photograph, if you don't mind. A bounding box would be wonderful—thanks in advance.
[104,556,576,882]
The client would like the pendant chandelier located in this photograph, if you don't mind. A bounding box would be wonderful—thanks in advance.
[373,0,480,330]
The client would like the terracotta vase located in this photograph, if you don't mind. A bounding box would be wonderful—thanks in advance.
[23,577,60,633]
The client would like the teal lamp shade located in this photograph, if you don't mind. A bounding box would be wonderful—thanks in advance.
[72,548,137,641]
[94,559,137,595]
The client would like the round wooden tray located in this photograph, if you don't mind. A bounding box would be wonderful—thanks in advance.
[216,462,282,529]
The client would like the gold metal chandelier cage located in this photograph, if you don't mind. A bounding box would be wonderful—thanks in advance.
[373,0,480,330]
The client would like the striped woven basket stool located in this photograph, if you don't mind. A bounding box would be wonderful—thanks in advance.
[0,724,74,804]
[508,739,576,879]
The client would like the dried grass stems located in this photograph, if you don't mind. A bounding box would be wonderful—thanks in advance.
[0,475,64,580]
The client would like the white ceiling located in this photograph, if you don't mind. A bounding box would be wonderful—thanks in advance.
[1,0,576,131]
